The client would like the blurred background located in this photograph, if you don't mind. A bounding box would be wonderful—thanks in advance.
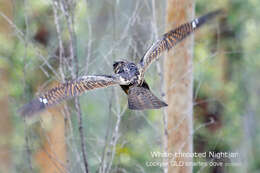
[0,0,259,172]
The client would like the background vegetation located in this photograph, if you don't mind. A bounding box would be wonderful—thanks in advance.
[0,0,259,172]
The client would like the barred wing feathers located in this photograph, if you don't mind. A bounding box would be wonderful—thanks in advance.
[19,75,122,117]
[139,10,222,73]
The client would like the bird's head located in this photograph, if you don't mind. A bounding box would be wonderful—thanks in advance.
[113,60,140,85]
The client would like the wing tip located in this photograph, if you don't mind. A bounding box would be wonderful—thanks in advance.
[195,9,224,28]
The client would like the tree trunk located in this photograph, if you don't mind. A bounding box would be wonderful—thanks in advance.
[0,67,12,172]
[164,1,194,173]
[0,0,13,171]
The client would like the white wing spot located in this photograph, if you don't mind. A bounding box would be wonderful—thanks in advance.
[43,98,48,104]
[192,21,196,28]
[192,19,199,29]
[39,97,43,102]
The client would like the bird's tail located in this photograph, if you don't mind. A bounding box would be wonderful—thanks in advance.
[128,86,167,110]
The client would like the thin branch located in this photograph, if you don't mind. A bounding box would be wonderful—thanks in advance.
[0,11,25,40]
[22,0,33,170]
[52,0,65,82]
[60,0,77,78]
[84,0,92,74]
[57,1,90,172]
[105,4,120,172]
[105,103,126,173]
[24,126,33,172]
[151,1,168,173]
[75,98,89,173]
[99,93,113,173]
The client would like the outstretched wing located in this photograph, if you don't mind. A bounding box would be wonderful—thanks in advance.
[128,86,167,110]
[139,10,222,74]
[19,75,124,117]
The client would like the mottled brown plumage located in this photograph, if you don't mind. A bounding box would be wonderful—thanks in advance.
[19,10,222,116]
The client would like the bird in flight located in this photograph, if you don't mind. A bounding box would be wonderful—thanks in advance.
[19,10,222,117]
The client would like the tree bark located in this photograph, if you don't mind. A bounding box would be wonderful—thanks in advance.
[0,0,13,171]
[164,1,194,173]
[0,67,12,172]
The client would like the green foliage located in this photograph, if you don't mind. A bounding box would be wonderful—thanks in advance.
[0,0,259,172]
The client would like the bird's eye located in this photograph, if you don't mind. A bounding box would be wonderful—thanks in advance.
[129,64,136,70]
